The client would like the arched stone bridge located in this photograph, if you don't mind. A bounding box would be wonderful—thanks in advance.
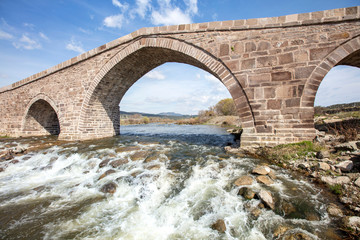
[0,7,359,148]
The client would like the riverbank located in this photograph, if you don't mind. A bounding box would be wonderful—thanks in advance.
[227,118,360,237]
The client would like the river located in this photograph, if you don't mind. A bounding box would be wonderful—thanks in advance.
[0,124,344,239]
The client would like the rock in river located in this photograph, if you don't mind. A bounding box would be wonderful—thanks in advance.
[211,219,226,233]
[252,165,271,175]
[234,175,253,186]
[100,182,117,194]
[256,175,274,185]
[257,190,275,210]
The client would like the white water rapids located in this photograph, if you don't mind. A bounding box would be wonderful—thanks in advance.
[0,125,344,239]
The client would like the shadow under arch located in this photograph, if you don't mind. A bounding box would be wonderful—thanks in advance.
[77,37,255,140]
[22,94,61,136]
[301,35,360,108]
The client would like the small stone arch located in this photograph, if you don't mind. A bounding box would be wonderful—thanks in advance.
[77,37,255,140]
[301,35,360,108]
[22,94,61,136]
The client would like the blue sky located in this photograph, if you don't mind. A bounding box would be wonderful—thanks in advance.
[0,0,359,114]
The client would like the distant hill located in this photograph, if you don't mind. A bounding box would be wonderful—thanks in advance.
[158,112,183,117]
[315,101,360,115]
[120,110,195,119]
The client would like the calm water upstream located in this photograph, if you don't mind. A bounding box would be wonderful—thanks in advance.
[0,124,344,239]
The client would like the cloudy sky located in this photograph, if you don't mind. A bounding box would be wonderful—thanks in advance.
[0,0,359,114]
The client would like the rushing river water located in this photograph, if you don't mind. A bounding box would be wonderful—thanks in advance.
[0,124,344,239]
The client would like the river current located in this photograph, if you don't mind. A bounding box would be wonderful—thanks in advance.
[0,124,343,239]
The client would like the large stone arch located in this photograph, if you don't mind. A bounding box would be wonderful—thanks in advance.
[77,37,255,140]
[22,94,61,136]
[301,35,360,109]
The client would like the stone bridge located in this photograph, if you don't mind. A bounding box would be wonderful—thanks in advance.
[0,7,359,148]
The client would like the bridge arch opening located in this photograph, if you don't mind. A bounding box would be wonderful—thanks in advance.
[78,38,255,142]
[301,37,360,136]
[23,99,60,136]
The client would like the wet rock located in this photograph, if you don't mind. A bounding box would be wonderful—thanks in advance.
[98,169,116,180]
[100,182,117,194]
[305,212,320,221]
[282,232,314,240]
[234,175,253,186]
[327,203,343,217]
[99,159,110,168]
[273,225,290,238]
[115,146,141,153]
[335,160,353,172]
[130,170,143,177]
[110,159,128,168]
[257,190,275,210]
[268,170,277,180]
[211,219,226,233]
[317,162,330,171]
[252,165,271,175]
[281,201,296,215]
[256,175,274,185]
[144,153,161,163]
[250,208,261,218]
[147,164,161,170]
[316,150,330,159]
[355,177,360,187]
[321,176,351,185]
[0,167,4,172]
[238,187,255,200]
[342,216,360,232]
[130,151,149,161]
[9,159,19,164]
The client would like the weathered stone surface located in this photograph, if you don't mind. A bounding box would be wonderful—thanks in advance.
[257,190,275,210]
[321,176,351,185]
[355,177,360,187]
[318,162,331,171]
[234,175,253,186]
[334,142,357,152]
[256,175,274,185]
[342,216,360,232]
[316,150,330,159]
[252,165,271,175]
[327,203,343,217]
[211,219,226,233]
[335,160,353,172]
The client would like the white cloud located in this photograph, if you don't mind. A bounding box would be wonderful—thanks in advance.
[144,70,166,80]
[204,74,218,83]
[66,38,85,54]
[151,7,192,25]
[39,32,49,41]
[103,14,124,28]
[0,29,13,39]
[13,34,41,50]
[134,0,152,18]
[315,66,360,106]
[184,0,198,15]
[112,0,128,10]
